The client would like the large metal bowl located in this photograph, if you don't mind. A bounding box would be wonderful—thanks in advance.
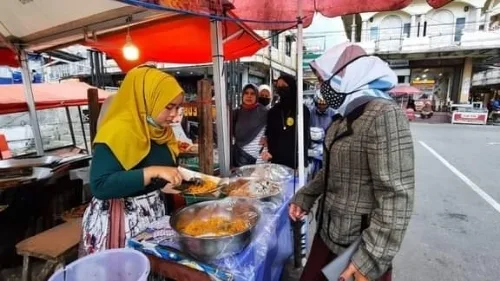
[170,198,260,261]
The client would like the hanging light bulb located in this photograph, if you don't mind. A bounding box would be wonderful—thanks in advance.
[122,17,139,61]
[123,32,139,61]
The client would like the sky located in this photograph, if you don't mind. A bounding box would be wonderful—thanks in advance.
[303,14,348,52]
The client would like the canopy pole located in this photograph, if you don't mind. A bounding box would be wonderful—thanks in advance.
[296,0,305,187]
[19,49,44,156]
[210,19,230,176]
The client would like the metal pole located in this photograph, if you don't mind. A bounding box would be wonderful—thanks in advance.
[296,0,305,187]
[19,49,44,156]
[268,35,273,86]
[65,107,77,146]
[77,106,90,153]
[210,19,230,176]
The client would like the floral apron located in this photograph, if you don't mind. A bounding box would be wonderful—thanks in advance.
[80,191,165,256]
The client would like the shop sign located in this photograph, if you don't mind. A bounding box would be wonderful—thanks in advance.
[452,112,487,125]
[182,103,216,119]
[388,59,409,67]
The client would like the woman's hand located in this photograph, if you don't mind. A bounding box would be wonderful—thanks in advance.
[144,166,183,187]
[289,203,307,221]
[339,263,369,281]
[259,137,268,147]
[261,151,272,161]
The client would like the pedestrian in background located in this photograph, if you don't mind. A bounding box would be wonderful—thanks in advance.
[232,83,268,167]
[290,42,415,281]
[261,74,310,170]
[258,84,273,109]
[309,95,336,131]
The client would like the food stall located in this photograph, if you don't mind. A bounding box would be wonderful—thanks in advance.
[0,83,109,268]
[127,164,296,281]
[450,104,489,125]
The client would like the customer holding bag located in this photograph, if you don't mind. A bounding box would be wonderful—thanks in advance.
[232,83,268,167]
[289,42,415,281]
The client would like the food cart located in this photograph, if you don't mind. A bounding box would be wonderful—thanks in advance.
[0,82,109,268]
[1,0,455,280]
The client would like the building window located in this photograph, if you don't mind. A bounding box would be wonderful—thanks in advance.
[285,35,292,57]
[397,76,406,84]
[455,17,466,41]
[370,27,379,41]
[403,23,411,38]
[417,21,428,37]
[271,31,279,49]
[479,24,485,31]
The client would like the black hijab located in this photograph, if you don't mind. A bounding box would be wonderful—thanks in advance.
[276,74,298,111]
[234,84,268,147]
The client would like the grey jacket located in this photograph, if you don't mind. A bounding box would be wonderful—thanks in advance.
[292,99,414,280]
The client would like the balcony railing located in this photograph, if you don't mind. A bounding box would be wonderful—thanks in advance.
[359,30,500,54]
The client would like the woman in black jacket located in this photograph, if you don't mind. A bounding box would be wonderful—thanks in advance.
[262,74,310,169]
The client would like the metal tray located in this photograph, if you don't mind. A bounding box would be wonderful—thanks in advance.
[0,156,62,169]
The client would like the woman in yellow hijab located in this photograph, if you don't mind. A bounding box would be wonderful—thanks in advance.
[80,66,184,255]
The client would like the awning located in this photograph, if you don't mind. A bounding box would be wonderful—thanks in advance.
[0,82,110,114]
[388,85,423,97]
[83,13,267,72]
[118,0,454,30]
[232,0,454,30]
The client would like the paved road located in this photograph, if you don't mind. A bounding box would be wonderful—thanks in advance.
[394,123,500,281]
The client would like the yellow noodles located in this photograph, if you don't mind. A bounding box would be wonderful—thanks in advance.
[180,217,249,237]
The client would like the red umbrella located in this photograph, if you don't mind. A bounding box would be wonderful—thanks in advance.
[124,0,454,30]
[388,85,422,97]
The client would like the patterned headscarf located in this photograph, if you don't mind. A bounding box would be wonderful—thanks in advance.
[310,42,397,116]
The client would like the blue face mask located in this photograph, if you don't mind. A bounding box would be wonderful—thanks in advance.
[146,116,162,128]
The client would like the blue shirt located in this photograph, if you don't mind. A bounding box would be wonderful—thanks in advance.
[309,106,336,131]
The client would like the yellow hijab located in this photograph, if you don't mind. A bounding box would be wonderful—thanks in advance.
[94,66,183,170]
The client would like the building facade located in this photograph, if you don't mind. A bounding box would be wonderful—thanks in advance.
[348,0,500,107]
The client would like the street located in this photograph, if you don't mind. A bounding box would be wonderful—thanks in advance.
[394,123,500,281]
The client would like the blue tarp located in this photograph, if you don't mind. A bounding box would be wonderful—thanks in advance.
[128,180,298,281]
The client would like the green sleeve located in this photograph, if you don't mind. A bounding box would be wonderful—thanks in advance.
[90,143,145,200]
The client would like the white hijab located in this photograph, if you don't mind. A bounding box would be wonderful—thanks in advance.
[310,42,396,116]
[258,84,272,109]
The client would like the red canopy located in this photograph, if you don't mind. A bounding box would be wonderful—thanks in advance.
[84,13,267,72]
[388,85,422,97]
[0,82,110,114]
[0,48,19,68]
[232,0,454,29]
[125,0,454,30]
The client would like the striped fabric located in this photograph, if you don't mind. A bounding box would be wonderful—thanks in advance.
[242,127,265,164]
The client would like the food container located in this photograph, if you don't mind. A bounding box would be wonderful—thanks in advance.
[219,177,282,201]
[232,163,294,184]
[176,167,221,195]
[170,198,260,261]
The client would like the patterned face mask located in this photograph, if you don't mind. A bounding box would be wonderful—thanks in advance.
[318,55,368,109]
[320,78,348,109]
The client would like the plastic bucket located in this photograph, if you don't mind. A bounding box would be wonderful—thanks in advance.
[49,248,150,281]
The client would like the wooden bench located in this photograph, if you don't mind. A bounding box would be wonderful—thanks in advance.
[16,218,82,281]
